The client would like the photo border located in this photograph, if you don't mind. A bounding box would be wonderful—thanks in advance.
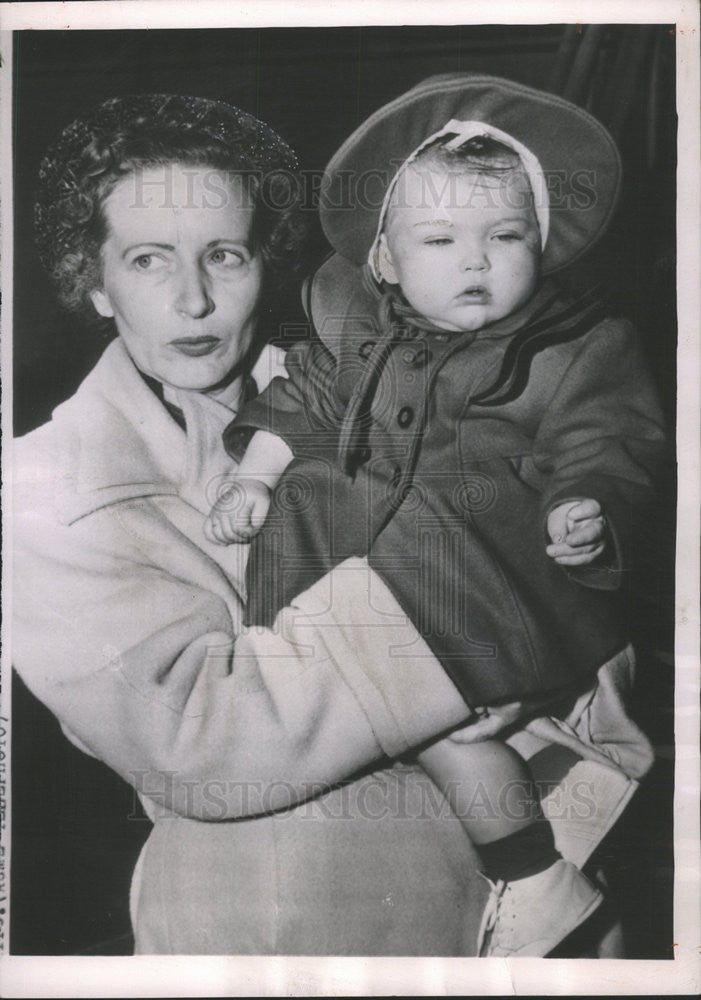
[1,1,698,996]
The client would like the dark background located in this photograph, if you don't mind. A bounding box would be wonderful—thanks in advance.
[11,25,676,956]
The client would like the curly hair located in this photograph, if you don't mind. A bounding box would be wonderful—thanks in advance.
[34,94,305,313]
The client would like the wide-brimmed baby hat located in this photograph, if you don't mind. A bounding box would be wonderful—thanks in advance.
[319,74,621,275]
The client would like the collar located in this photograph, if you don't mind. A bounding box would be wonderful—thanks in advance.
[50,338,284,525]
[139,369,259,431]
[471,280,609,406]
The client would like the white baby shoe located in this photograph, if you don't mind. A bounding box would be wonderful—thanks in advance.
[477,858,603,957]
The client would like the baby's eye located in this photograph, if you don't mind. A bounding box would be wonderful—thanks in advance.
[493,232,522,243]
[208,248,245,268]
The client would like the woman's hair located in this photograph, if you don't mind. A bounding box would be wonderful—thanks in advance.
[34,94,305,313]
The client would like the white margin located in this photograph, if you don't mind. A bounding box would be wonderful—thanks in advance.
[0,18,14,979]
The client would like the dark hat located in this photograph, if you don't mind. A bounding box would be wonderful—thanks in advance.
[35,93,299,278]
[319,74,621,274]
[33,93,300,310]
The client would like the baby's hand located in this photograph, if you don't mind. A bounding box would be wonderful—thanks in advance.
[204,478,271,545]
[546,498,607,566]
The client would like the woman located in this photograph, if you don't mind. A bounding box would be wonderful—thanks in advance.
[13,92,651,957]
[12,93,486,955]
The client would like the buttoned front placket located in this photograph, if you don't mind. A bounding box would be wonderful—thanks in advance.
[370,329,477,503]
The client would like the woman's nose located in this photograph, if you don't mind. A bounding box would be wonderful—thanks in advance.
[174,265,214,318]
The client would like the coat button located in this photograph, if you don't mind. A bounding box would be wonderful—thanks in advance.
[416,345,432,366]
[359,340,377,359]
[397,406,414,428]
[401,345,432,367]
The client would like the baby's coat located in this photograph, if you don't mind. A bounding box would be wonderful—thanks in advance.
[227,273,667,705]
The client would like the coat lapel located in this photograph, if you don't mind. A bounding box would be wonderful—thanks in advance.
[52,339,286,525]
[52,341,184,523]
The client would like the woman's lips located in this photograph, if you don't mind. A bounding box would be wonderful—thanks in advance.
[456,286,490,304]
[170,336,221,357]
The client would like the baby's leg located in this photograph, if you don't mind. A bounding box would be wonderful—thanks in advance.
[418,737,557,873]
[418,736,603,956]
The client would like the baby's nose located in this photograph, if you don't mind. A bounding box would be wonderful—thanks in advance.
[460,243,488,270]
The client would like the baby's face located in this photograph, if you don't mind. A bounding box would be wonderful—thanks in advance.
[379,166,541,332]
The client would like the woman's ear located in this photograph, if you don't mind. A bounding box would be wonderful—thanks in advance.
[89,289,115,319]
[376,234,399,285]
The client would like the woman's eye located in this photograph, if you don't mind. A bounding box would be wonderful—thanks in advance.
[131,253,167,272]
[424,237,453,246]
[209,248,244,267]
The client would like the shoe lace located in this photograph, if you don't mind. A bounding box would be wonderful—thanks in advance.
[477,874,507,956]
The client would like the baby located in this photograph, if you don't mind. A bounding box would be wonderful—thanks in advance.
[205,76,665,956]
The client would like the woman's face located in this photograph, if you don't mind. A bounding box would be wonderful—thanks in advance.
[90,163,264,391]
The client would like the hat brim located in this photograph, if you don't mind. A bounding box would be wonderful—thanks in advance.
[319,74,621,275]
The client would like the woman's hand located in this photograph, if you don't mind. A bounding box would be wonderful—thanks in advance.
[204,477,271,544]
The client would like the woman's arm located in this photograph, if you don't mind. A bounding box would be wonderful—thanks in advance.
[13,490,469,822]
